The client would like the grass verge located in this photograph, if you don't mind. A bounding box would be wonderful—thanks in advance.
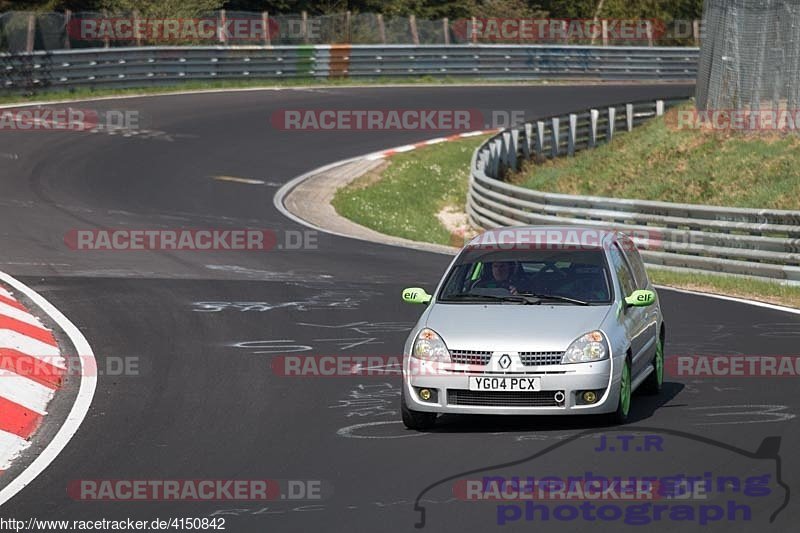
[332,132,800,309]
[511,103,800,210]
[648,269,800,309]
[332,136,489,247]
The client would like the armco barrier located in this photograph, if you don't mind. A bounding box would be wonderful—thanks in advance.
[467,99,800,284]
[0,44,698,92]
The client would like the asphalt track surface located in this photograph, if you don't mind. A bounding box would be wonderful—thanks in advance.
[2,83,799,532]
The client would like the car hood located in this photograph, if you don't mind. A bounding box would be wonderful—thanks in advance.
[424,303,613,352]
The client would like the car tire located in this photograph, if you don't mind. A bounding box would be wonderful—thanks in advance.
[640,335,664,395]
[607,357,632,425]
[401,389,437,431]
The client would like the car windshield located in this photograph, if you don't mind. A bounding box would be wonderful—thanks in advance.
[437,246,613,304]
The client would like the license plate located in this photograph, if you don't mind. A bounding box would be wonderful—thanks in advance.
[469,377,540,391]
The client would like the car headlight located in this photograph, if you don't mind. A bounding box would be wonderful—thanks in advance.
[561,330,609,364]
[412,328,451,363]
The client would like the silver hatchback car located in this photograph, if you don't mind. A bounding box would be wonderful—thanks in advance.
[400,226,664,430]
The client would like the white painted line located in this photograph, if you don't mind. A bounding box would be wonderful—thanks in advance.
[392,145,417,153]
[0,331,65,369]
[0,431,31,471]
[460,129,499,137]
[0,288,12,299]
[0,371,53,415]
[0,271,96,508]
[0,302,45,328]
[212,175,266,185]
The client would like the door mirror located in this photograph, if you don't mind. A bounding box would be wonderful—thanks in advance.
[624,289,656,307]
[402,287,432,305]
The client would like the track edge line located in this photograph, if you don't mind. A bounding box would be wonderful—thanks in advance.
[0,271,97,508]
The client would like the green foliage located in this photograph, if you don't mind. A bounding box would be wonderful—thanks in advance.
[1,0,705,20]
[98,0,225,17]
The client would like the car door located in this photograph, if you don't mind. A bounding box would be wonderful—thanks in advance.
[608,242,650,378]
[620,237,659,367]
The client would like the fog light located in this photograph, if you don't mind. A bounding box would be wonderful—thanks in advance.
[419,389,432,401]
[582,391,597,403]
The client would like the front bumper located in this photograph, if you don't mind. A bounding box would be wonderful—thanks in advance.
[403,357,616,415]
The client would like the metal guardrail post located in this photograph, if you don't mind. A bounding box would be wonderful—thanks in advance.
[589,109,599,147]
[567,114,577,156]
[550,117,560,158]
[522,123,533,159]
[656,100,665,116]
[607,107,615,142]
[509,129,519,170]
[535,121,545,156]
[626,104,634,131]
[490,140,501,177]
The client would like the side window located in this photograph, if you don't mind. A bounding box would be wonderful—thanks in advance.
[608,243,636,296]
[620,238,649,289]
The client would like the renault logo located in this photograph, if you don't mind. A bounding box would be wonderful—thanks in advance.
[498,354,512,369]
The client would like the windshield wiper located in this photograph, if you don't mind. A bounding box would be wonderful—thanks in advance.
[445,293,540,305]
[516,293,590,306]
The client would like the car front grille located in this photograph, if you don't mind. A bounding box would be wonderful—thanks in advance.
[520,351,564,366]
[450,350,492,365]
[450,350,564,366]
[447,389,564,407]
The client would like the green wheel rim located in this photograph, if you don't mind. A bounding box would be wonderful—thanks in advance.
[655,339,664,386]
[620,362,631,416]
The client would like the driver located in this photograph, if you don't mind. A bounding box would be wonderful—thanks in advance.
[473,261,520,294]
